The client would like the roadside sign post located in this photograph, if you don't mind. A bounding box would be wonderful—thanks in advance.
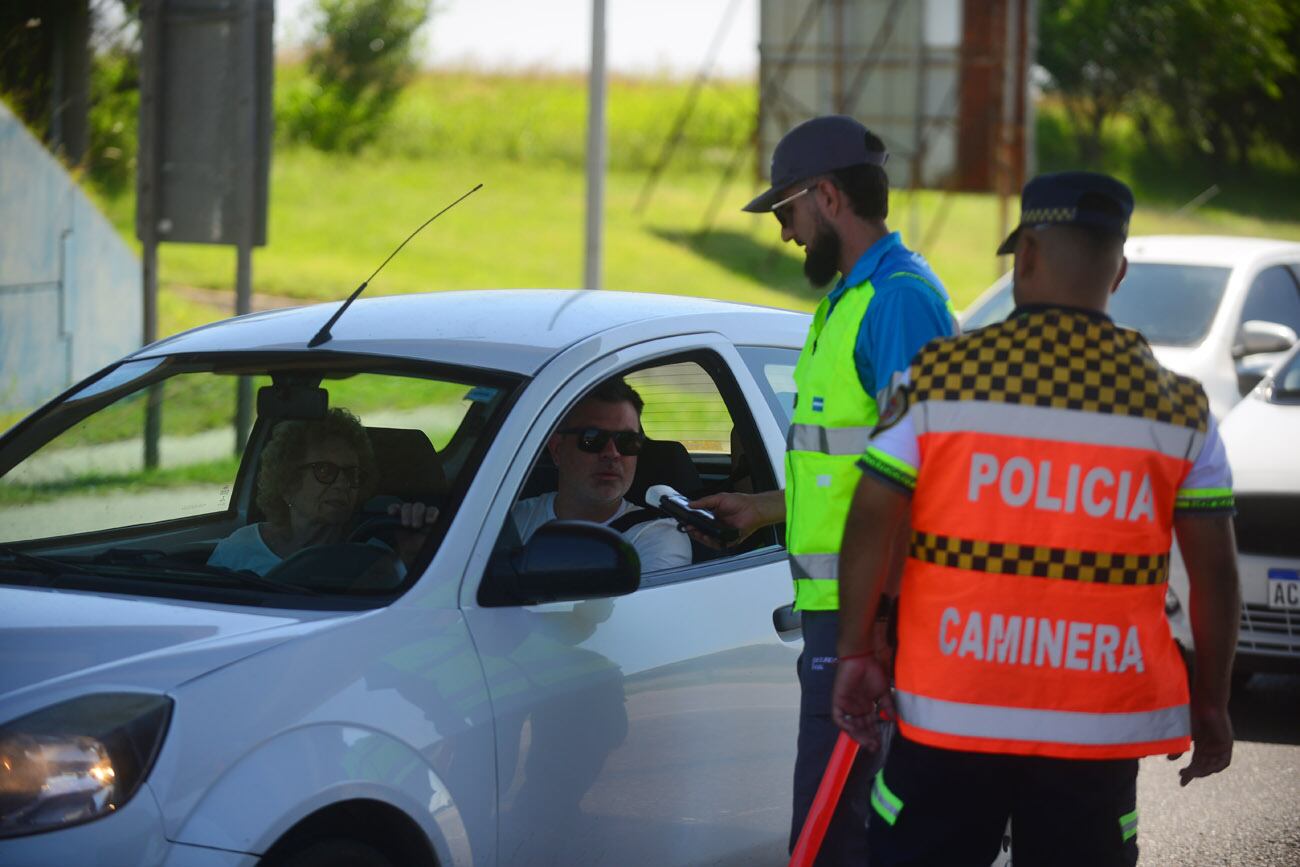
[137,0,273,464]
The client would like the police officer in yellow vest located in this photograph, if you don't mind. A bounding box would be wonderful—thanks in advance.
[691,115,955,864]
[831,171,1241,866]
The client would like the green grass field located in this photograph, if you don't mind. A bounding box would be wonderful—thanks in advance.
[88,70,1300,340]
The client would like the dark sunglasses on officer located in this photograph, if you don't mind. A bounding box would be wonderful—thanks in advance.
[558,427,646,457]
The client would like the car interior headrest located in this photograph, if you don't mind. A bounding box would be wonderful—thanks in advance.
[628,439,701,507]
[366,427,448,500]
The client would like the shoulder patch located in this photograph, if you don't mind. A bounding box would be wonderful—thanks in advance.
[873,374,912,435]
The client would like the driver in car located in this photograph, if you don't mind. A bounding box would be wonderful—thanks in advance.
[207,407,436,576]
[512,378,691,573]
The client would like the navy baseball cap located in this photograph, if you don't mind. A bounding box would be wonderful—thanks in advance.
[997,171,1134,255]
[742,115,888,213]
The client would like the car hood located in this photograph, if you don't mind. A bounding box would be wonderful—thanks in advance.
[0,585,348,712]
[1220,396,1300,493]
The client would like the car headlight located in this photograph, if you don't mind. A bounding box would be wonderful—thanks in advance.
[0,693,171,838]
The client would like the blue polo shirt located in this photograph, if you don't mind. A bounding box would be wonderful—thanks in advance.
[826,232,954,402]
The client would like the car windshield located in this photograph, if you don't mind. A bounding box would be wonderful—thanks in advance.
[0,354,519,607]
[962,262,1232,346]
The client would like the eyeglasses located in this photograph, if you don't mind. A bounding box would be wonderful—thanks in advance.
[558,427,646,456]
[299,461,366,487]
[771,186,813,229]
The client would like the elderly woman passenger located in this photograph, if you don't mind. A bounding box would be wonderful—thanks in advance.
[208,407,433,576]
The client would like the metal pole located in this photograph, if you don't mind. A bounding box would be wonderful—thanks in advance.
[583,0,607,292]
[234,243,253,450]
[143,239,161,469]
[909,1,927,244]
[233,0,257,451]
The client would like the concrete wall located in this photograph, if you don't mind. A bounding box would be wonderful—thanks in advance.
[0,100,141,416]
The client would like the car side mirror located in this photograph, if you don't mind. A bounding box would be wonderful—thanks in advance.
[487,520,640,606]
[1232,320,1297,359]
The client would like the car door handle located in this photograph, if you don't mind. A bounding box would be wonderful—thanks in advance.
[773,603,801,638]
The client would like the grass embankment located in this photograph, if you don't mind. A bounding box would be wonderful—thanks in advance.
[88,70,1300,342]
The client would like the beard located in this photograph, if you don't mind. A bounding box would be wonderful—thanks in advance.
[803,216,842,288]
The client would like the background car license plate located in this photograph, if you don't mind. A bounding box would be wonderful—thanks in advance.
[1267,568,1300,610]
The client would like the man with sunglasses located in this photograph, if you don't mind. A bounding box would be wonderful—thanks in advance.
[692,115,956,865]
[511,378,691,573]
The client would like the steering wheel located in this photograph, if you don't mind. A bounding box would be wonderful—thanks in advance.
[347,513,404,548]
[262,543,402,592]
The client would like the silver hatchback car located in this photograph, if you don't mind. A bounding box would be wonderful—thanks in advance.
[0,291,812,866]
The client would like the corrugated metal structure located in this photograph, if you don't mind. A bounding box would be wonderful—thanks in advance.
[757,0,1034,193]
[0,101,141,416]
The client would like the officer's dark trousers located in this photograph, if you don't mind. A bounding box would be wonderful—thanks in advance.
[869,733,1139,867]
[790,610,889,866]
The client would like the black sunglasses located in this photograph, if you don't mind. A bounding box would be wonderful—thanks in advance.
[299,460,366,487]
[772,185,813,229]
[558,427,646,456]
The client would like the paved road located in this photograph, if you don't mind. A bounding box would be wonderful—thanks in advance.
[1137,673,1299,865]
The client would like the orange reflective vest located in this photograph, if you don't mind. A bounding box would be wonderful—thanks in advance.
[892,309,1208,760]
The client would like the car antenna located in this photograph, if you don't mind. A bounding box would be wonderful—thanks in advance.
[308,183,483,348]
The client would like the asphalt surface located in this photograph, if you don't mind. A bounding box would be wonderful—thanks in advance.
[1136,673,1300,865]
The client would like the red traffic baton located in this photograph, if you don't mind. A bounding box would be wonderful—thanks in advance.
[788,730,860,867]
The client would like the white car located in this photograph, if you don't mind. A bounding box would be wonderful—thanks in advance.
[960,235,1300,420]
[1166,344,1300,681]
[0,291,813,866]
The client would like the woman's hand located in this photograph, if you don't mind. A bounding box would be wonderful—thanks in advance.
[387,501,439,564]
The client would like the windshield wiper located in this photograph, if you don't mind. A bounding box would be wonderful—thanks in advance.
[87,559,317,596]
[201,565,320,596]
[0,546,95,578]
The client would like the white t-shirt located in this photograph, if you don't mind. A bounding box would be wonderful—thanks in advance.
[510,492,692,574]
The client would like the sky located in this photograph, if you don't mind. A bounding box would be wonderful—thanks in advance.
[275,0,760,78]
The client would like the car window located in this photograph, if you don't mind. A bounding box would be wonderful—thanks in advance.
[1240,266,1300,334]
[1273,348,1300,396]
[0,355,519,605]
[484,351,784,603]
[625,362,733,456]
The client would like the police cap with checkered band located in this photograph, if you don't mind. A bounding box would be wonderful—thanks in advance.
[996,171,1134,255]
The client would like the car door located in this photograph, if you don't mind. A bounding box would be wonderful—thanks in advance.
[459,333,801,866]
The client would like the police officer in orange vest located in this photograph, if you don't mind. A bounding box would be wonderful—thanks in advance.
[830,171,1241,866]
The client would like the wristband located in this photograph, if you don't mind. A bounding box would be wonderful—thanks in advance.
[838,650,874,662]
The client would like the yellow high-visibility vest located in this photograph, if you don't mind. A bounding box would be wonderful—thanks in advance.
[785,281,881,611]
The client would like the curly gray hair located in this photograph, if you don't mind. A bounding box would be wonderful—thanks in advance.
[256,407,376,525]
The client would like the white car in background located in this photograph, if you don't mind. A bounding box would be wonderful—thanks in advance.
[1167,344,1300,682]
[960,235,1300,420]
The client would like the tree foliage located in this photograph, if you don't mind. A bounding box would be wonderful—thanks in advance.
[280,0,430,152]
[1038,0,1298,169]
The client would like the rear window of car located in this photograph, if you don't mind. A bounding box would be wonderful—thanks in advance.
[737,346,798,429]
[961,263,1232,347]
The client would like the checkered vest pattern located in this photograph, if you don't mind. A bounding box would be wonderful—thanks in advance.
[892,308,1208,759]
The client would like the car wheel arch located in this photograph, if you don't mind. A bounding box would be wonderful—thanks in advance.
[163,724,474,867]
[257,799,439,867]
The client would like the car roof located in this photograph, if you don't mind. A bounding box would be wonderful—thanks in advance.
[1125,235,1300,267]
[135,289,810,375]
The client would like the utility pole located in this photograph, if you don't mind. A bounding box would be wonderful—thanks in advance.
[584,0,607,291]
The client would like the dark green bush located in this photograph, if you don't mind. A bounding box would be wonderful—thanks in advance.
[278,0,429,152]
